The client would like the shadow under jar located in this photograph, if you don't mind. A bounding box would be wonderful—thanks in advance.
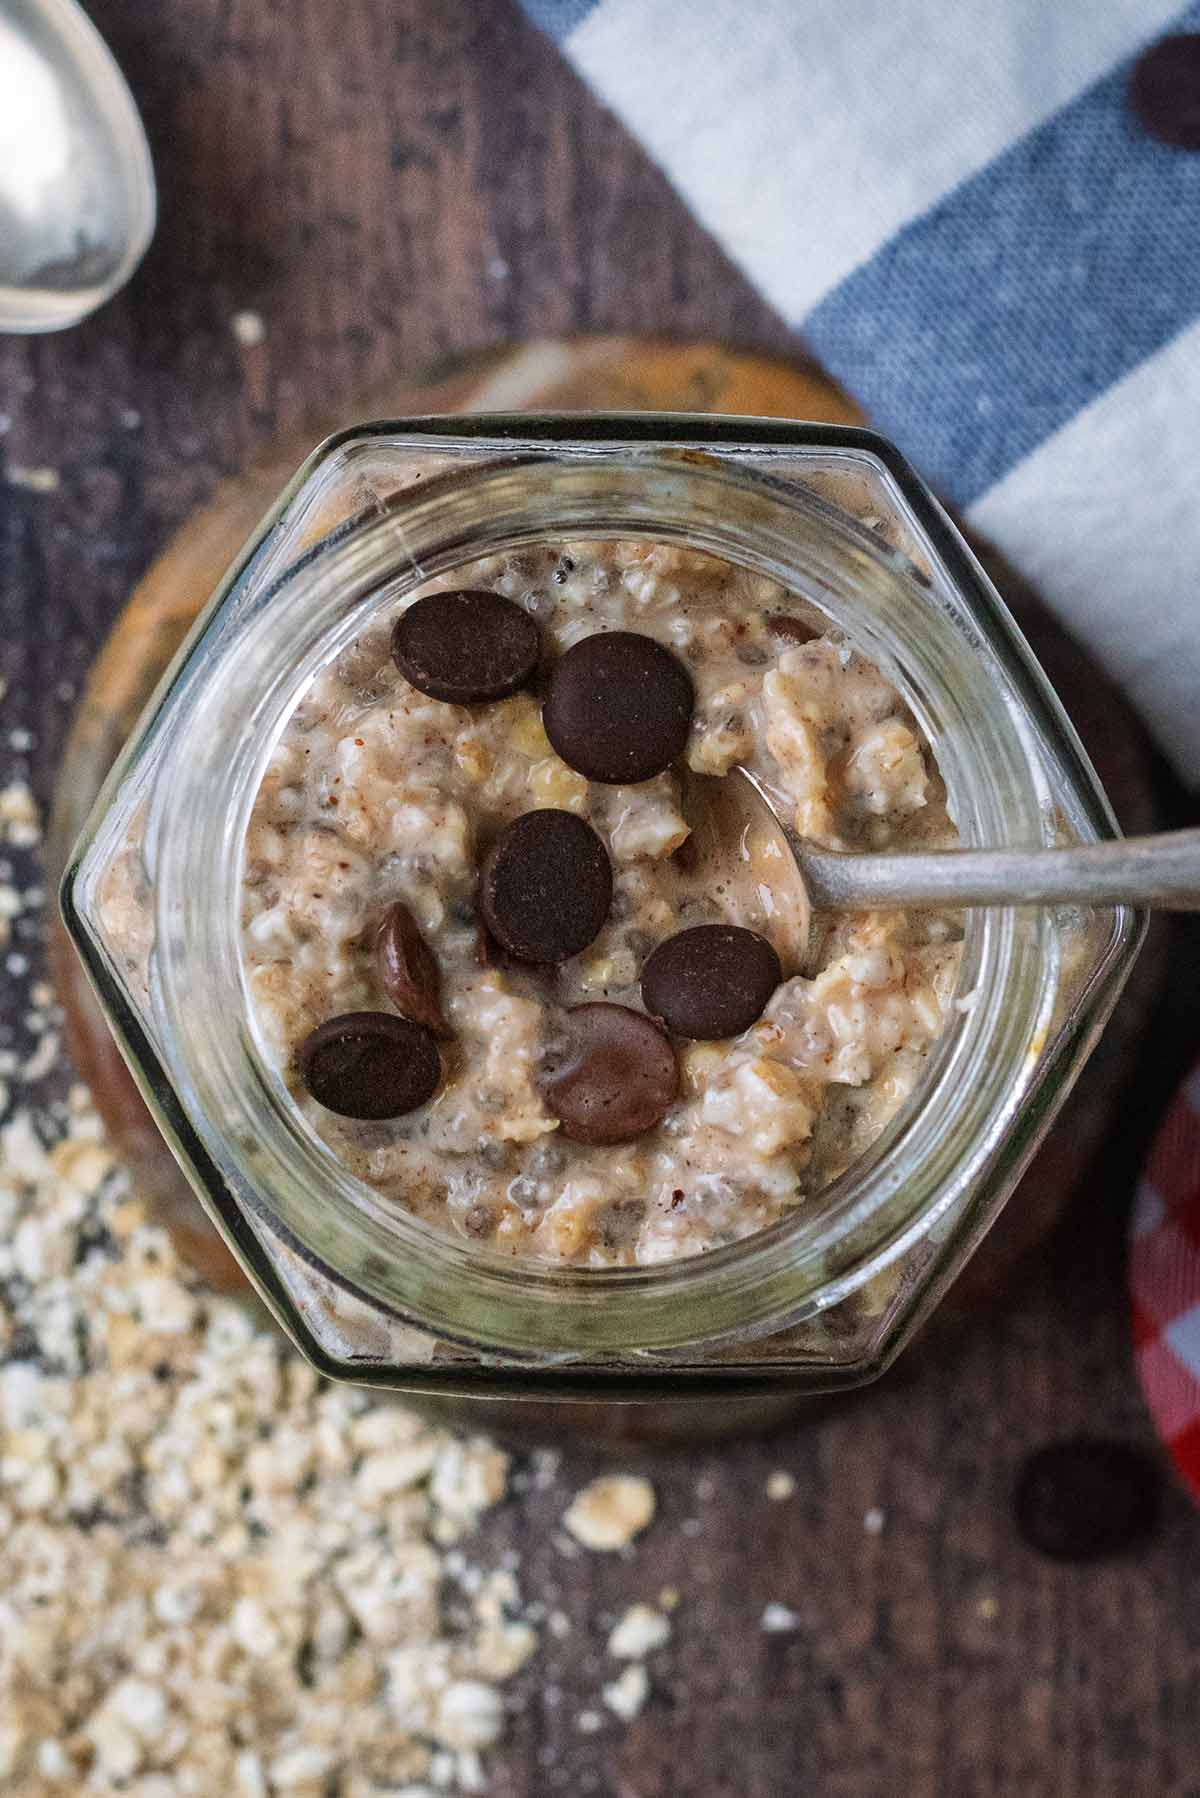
[59,417,1142,1443]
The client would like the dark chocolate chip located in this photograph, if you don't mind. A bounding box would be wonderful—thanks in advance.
[298,1010,441,1119]
[641,925,782,1040]
[376,902,451,1038]
[1130,34,1200,149]
[543,630,694,784]
[541,1003,678,1145]
[479,810,612,964]
[1013,1439,1161,1562]
[392,589,541,703]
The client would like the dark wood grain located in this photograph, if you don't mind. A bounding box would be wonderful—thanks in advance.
[2,4,1199,1795]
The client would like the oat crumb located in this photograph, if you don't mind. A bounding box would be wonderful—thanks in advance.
[231,309,266,347]
[562,1474,655,1552]
[863,1506,886,1535]
[765,1470,796,1501]
[434,1680,505,1751]
[607,1603,671,1660]
[530,1446,561,1489]
[602,1662,650,1722]
[5,465,60,493]
[0,780,39,848]
[21,1029,59,1082]
[761,1602,803,1634]
[576,1709,604,1735]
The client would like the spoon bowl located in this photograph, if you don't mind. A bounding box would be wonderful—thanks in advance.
[681,768,812,971]
[0,0,155,333]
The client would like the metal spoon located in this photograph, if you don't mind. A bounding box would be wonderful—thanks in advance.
[0,0,155,333]
[686,766,1200,967]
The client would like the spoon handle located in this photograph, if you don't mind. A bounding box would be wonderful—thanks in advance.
[802,828,1200,913]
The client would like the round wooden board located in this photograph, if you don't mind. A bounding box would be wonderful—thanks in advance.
[49,337,1166,1313]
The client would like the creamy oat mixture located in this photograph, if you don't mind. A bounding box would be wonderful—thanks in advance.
[236,542,963,1267]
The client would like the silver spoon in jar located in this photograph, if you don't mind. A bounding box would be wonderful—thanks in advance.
[0,0,155,333]
[685,767,1200,970]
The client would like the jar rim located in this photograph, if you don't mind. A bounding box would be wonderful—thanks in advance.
[135,445,1057,1355]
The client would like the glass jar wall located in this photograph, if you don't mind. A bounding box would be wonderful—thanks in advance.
[58,414,1142,1426]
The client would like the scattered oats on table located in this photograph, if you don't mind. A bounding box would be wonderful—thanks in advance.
[0,781,40,850]
[0,1063,687,1793]
[4,465,61,494]
[230,309,267,347]
[0,1082,551,1795]
[562,1473,657,1552]
[607,1602,671,1660]
[761,1602,804,1634]
[601,1661,650,1723]
[0,746,680,1789]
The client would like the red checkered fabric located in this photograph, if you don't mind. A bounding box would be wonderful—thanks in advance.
[1130,1060,1200,1505]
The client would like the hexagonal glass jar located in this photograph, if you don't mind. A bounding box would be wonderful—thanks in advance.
[60,415,1143,1406]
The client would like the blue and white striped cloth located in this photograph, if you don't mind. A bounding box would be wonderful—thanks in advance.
[518,0,1200,785]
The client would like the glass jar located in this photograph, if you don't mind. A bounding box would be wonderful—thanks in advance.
[59,415,1142,1411]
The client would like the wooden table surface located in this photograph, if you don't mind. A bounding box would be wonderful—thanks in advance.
[3,4,1199,1793]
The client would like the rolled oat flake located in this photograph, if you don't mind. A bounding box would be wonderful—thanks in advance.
[298,1010,441,1119]
[392,588,542,703]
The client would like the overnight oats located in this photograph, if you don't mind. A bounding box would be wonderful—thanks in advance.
[235,542,963,1268]
[66,432,1139,1393]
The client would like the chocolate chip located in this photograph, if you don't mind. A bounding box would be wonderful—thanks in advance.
[1130,34,1200,149]
[641,925,782,1040]
[298,1011,441,1119]
[541,1004,678,1144]
[376,902,451,1037]
[1013,1439,1161,1562]
[392,589,541,703]
[479,810,612,963]
[543,631,694,784]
